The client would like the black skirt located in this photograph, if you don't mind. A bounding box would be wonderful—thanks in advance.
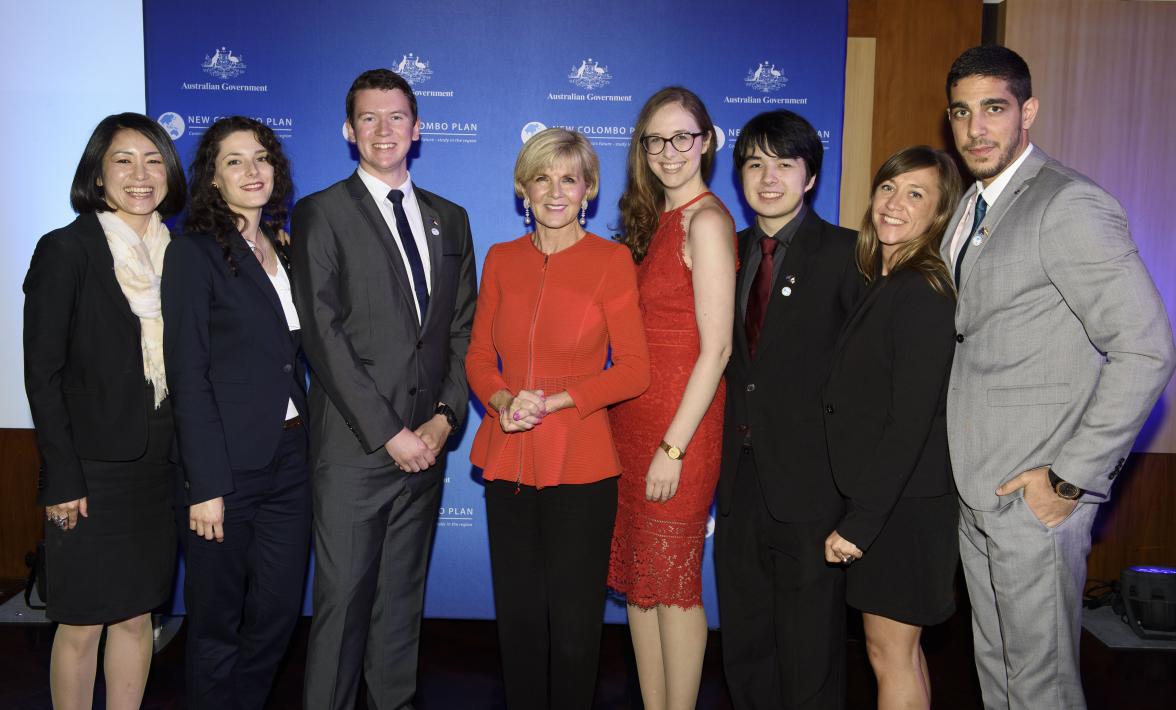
[44,393,177,625]
[846,493,959,627]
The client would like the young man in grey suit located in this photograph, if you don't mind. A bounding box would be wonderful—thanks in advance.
[942,45,1175,709]
[291,69,478,709]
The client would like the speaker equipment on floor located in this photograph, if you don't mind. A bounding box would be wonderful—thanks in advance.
[1119,566,1176,640]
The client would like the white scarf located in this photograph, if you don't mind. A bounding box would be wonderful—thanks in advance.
[96,211,171,408]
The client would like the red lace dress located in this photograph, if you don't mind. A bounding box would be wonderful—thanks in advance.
[608,192,734,609]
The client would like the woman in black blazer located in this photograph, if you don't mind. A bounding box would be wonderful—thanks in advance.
[161,116,308,710]
[821,146,963,709]
[24,113,186,708]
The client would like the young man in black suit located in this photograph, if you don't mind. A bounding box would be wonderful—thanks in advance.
[715,110,863,710]
[291,69,478,710]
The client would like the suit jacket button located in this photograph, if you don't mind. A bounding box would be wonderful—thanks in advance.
[955,333,965,343]
[736,424,749,433]
[417,340,424,349]
[745,383,756,393]
[409,387,418,396]
[282,364,293,374]
[825,404,835,415]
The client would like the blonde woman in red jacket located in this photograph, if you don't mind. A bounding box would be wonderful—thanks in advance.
[466,127,650,710]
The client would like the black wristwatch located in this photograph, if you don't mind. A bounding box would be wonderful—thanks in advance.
[1047,468,1082,500]
[434,402,459,433]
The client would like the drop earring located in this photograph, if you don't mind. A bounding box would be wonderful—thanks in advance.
[523,198,532,226]
[579,199,587,226]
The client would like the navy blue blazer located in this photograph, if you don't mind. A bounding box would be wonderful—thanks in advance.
[162,230,307,505]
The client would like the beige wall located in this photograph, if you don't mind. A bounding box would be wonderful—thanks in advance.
[1005,0,1176,453]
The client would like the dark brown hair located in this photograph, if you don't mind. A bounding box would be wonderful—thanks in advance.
[346,68,418,123]
[184,116,294,275]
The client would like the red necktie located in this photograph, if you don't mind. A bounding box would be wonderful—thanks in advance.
[745,237,777,359]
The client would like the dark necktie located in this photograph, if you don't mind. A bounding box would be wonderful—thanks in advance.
[954,195,988,286]
[388,189,429,322]
[744,237,778,359]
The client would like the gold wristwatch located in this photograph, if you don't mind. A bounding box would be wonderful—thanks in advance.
[658,440,686,461]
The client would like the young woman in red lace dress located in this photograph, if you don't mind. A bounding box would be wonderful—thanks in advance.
[609,86,737,710]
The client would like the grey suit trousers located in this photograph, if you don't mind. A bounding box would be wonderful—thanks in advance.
[303,457,443,710]
[958,495,1099,710]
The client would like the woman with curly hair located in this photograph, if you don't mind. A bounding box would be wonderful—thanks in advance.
[161,115,308,709]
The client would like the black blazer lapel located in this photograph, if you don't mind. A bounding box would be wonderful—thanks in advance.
[232,232,288,331]
[345,173,419,322]
[733,228,757,364]
[831,275,886,357]
[416,190,444,332]
[76,213,138,327]
[753,211,820,359]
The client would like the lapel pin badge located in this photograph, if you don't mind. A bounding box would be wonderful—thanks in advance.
[431,227,440,236]
[781,286,792,296]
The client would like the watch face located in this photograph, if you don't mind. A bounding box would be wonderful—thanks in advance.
[1057,482,1081,500]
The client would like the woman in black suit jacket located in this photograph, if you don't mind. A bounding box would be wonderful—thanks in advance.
[24,113,186,709]
[821,146,962,709]
[161,116,308,710]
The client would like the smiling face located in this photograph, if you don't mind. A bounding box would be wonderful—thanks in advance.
[212,130,273,219]
[948,75,1037,185]
[97,128,169,234]
[524,157,587,233]
[872,166,942,266]
[345,87,420,185]
[643,102,710,198]
[739,147,815,235]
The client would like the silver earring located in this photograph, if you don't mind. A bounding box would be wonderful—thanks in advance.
[579,199,587,226]
[523,198,532,226]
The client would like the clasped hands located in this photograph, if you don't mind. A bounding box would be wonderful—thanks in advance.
[385,414,453,473]
[498,389,547,432]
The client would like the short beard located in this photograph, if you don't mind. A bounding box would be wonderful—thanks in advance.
[967,139,1022,182]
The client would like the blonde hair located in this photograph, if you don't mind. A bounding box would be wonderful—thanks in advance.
[856,145,962,296]
[513,128,600,200]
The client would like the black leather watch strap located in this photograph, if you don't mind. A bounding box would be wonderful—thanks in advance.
[435,402,459,432]
[1047,468,1082,500]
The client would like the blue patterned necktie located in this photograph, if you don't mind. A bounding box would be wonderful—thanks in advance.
[388,189,429,322]
[954,195,988,286]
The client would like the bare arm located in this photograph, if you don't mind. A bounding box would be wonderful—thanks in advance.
[646,205,736,502]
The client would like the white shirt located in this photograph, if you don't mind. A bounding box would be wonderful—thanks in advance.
[356,167,432,322]
[949,143,1036,263]
[265,263,301,421]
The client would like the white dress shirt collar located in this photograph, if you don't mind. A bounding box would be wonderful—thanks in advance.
[976,142,1035,209]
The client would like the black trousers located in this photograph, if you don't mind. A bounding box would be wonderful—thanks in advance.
[714,446,847,710]
[485,477,617,710]
[180,425,311,710]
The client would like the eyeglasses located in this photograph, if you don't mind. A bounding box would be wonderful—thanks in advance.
[640,131,706,155]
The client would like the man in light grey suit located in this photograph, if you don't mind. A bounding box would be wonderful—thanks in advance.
[942,46,1175,709]
[292,69,477,709]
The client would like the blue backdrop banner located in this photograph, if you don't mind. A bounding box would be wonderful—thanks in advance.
[145,0,848,626]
